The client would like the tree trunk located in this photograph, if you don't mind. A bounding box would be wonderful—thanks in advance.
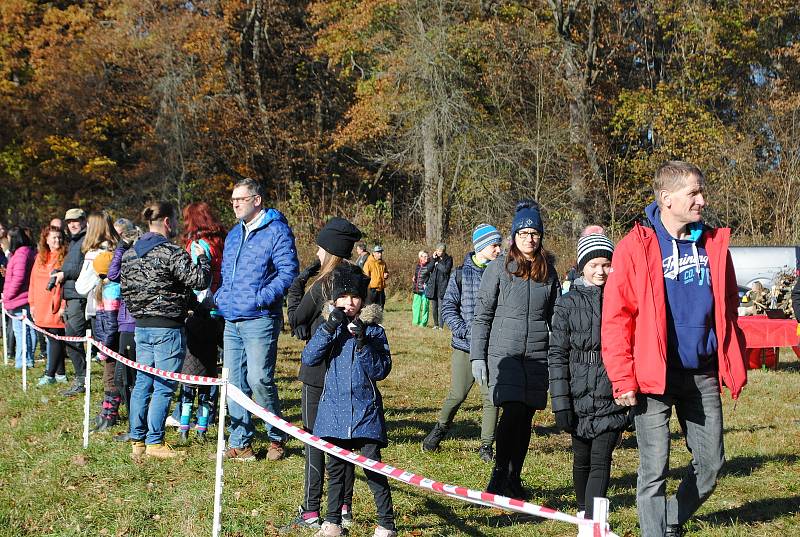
[422,114,442,246]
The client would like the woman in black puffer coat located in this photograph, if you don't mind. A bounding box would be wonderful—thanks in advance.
[548,230,631,525]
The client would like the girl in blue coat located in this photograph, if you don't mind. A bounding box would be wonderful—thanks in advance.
[301,263,396,537]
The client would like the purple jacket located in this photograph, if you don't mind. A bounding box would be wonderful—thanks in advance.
[108,244,135,333]
[2,246,36,310]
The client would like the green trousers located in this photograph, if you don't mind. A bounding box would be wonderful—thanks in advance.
[412,293,429,326]
[437,349,498,445]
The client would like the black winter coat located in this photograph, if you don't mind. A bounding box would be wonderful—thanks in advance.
[120,233,211,324]
[470,255,560,408]
[424,253,453,299]
[287,260,330,387]
[547,279,631,438]
[62,229,86,300]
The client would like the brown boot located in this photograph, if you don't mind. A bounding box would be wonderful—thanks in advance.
[131,440,146,459]
[267,441,285,461]
[145,443,185,459]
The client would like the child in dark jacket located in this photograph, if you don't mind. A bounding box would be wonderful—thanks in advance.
[547,231,630,533]
[301,263,396,537]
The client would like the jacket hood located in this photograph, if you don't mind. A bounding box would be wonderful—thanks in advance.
[645,201,705,280]
[242,208,287,230]
[319,302,384,325]
[133,232,169,257]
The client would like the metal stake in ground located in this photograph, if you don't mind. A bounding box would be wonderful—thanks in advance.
[212,368,229,537]
[82,330,93,449]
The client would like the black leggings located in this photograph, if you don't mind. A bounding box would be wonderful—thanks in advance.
[44,327,66,377]
[572,430,621,518]
[325,438,395,531]
[114,331,137,413]
[302,383,354,513]
[495,401,535,477]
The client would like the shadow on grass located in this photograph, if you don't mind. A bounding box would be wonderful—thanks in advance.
[700,495,800,525]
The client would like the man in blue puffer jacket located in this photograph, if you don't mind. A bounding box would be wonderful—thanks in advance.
[215,178,299,461]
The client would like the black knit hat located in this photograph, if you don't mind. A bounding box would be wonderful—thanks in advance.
[316,218,362,259]
[331,263,370,301]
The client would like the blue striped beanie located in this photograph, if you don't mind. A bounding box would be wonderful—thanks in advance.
[472,223,502,253]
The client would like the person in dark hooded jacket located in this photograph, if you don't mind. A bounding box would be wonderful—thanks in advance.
[548,230,630,530]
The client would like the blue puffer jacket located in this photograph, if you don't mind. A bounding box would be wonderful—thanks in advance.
[441,252,485,353]
[215,209,299,321]
[301,304,391,445]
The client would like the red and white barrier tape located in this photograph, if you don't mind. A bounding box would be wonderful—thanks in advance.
[5,306,618,535]
[22,318,88,342]
[89,339,222,386]
[227,385,617,536]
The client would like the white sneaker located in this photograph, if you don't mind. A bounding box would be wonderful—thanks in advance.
[165,415,181,428]
[373,526,397,537]
[576,511,592,537]
[313,521,343,537]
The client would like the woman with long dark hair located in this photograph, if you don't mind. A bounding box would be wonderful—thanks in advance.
[282,218,361,531]
[470,200,560,498]
[2,226,37,369]
[30,225,68,384]
[175,202,226,442]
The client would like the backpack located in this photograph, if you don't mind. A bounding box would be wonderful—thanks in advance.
[455,265,463,293]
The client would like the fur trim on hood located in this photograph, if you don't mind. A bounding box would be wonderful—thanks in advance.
[321,302,384,325]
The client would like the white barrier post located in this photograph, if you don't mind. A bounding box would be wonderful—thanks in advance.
[21,311,28,392]
[1,301,7,366]
[212,368,229,537]
[82,330,93,449]
[593,497,610,536]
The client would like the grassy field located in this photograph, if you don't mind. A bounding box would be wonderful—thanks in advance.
[1,300,799,537]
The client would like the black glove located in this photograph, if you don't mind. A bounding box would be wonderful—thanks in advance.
[323,307,346,334]
[349,317,367,349]
[292,324,310,341]
[554,410,576,434]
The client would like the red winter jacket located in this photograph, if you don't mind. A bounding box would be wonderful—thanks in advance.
[601,222,747,400]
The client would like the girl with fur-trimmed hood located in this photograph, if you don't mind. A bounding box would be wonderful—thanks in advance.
[301,263,396,537]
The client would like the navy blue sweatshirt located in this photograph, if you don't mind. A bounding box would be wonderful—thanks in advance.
[645,202,718,370]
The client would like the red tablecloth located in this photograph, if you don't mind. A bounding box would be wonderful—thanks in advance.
[736,315,799,348]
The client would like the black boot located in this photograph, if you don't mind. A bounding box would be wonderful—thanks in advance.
[105,392,122,428]
[195,430,206,443]
[506,472,531,500]
[179,429,190,444]
[421,423,448,452]
[486,467,508,495]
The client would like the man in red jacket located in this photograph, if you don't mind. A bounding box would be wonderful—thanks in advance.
[601,161,747,537]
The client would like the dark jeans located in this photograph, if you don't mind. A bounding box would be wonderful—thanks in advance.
[495,401,535,478]
[44,327,66,377]
[572,430,621,518]
[634,370,724,537]
[302,383,353,513]
[3,315,15,355]
[367,288,386,307]
[325,438,395,531]
[64,299,88,380]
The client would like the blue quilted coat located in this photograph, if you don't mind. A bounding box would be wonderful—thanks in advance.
[441,252,485,353]
[301,304,392,446]
[214,209,299,320]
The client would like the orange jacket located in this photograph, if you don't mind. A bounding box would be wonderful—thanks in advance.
[28,251,65,329]
[363,254,388,291]
[601,222,747,399]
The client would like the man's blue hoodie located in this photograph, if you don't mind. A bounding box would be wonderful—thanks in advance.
[645,202,718,370]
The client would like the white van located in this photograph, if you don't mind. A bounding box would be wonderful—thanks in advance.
[728,246,799,291]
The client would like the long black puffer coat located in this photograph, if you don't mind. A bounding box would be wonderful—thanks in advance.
[470,255,560,408]
[547,278,631,438]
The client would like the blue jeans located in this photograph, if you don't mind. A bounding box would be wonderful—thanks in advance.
[224,316,284,447]
[634,370,724,536]
[129,327,186,445]
[10,305,34,368]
